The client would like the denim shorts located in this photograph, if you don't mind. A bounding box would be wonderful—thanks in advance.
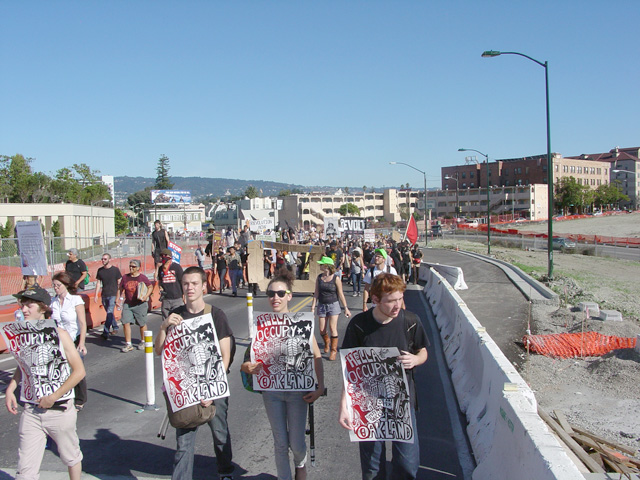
[316,301,341,317]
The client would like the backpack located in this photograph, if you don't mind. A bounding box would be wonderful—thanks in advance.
[83,264,90,285]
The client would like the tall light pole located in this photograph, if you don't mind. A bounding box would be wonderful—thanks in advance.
[389,162,428,246]
[458,148,491,254]
[482,49,553,278]
[444,174,460,219]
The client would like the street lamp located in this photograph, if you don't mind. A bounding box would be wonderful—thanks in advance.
[482,49,553,278]
[389,162,428,246]
[458,148,491,254]
[444,174,460,219]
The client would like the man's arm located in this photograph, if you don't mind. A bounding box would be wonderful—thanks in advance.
[94,278,102,304]
[398,347,428,370]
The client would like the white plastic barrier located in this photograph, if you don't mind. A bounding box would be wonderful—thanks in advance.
[425,267,583,480]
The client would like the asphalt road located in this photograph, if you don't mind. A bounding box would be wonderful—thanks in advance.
[0,274,474,479]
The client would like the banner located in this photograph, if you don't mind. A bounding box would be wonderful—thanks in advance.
[16,221,48,276]
[162,313,229,412]
[339,217,365,235]
[250,218,275,234]
[151,190,192,205]
[251,311,316,391]
[168,241,182,264]
[324,217,339,239]
[0,319,73,403]
[405,216,418,245]
[340,347,414,443]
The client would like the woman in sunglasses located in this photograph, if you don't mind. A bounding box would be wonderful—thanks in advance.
[241,268,325,480]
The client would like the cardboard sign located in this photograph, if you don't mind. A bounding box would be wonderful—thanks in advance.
[340,347,414,443]
[168,241,182,264]
[162,313,229,412]
[16,221,49,276]
[0,319,73,404]
[251,311,316,391]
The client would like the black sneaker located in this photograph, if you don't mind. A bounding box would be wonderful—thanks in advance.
[101,332,109,340]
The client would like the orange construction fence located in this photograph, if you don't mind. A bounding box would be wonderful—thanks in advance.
[523,332,637,359]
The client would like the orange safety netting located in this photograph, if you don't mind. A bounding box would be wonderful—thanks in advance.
[522,332,637,359]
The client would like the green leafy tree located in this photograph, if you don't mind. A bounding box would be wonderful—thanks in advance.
[278,189,291,197]
[338,203,360,216]
[594,182,627,209]
[344,187,350,194]
[0,219,14,238]
[8,154,37,203]
[155,155,174,190]
[114,208,128,235]
[554,177,591,214]
[291,188,304,194]
[362,185,367,193]
[244,186,259,199]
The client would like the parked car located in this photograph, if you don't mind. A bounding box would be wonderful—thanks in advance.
[552,237,577,250]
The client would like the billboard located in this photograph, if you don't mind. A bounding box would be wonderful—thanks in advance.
[151,190,192,205]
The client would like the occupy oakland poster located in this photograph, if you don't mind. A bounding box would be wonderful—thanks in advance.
[251,311,316,391]
[162,313,229,412]
[340,346,414,443]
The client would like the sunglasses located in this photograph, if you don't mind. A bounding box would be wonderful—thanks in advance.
[266,290,290,298]
[129,265,139,269]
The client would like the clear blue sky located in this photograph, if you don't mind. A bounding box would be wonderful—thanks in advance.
[1,1,638,190]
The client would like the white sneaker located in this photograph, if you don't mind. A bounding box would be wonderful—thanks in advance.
[352,292,357,297]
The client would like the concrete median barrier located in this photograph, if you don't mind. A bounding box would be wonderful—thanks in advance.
[424,266,583,479]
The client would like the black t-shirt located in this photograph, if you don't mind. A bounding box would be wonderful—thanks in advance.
[158,263,184,300]
[342,308,429,406]
[152,229,168,253]
[65,259,87,290]
[96,265,122,297]
[170,303,233,340]
[325,248,343,268]
[216,252,227,271]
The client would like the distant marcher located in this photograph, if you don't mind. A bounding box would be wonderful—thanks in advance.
[152,220,171,279]
[65,249,88,291]
[51,272,88,411]
[117,259,153,352]
[214,247,228,294]
[225,246,243,297]
[94,253,122,340]
[195,245,205,269]
[158,248,184,319]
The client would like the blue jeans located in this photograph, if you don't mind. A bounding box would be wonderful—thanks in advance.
[101,296,117,334]
[351,271,362,294]
[262,391,308,480]
[229,268,242,294]
[172,396,233,479]
[358,409,419,480]
[217,268,227,291]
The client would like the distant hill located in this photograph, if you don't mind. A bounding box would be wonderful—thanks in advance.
[114,176,307,203]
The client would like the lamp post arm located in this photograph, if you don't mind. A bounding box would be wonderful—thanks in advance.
[498,51,546,68]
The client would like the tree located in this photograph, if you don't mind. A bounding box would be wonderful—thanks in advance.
[594,183,627,209]
[362,186,367,193]
[338,203,360,216]
[114,208,128,235]
[554,177,591,214]
[155,154,174,190]
[0,219,14,238]
[344,187,350,194]
[8,154,37,203]
[278,189,291,197]
[244,186,259,199]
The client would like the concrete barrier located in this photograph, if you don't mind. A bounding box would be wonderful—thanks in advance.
[424,262,468,290]
[425,266,583,480]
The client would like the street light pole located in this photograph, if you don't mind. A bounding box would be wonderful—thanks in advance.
[389,162,428,247]
[482,49,553,278]
[458,148,491,254]
[444,174,460,219]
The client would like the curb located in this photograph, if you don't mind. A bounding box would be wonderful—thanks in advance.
[458,250,559,305]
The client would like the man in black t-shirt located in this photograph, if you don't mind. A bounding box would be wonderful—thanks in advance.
[339,273,428,480]
[151,220,170,279]
[65,248,88,291]
[157,248,184,319]
[94,253,122,340]
[154,266,235,480]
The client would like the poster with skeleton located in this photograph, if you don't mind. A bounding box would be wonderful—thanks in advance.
[340,347,414,443]
[162,313,229,413]
[0,319,73,403]
[251,311,316,391]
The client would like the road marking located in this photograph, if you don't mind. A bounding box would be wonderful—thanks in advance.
[290,296,313,313]
[0,356,16,365]
[419,465,458,476]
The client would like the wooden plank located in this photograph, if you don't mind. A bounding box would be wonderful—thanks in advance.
[571,425,638,457]
[538,407,606,473]
[553,410,574,434]
[572,434,639,473]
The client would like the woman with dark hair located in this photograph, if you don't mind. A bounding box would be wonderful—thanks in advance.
[310,257,351,360]
[6,286,85,479]
[241,268,325,480]
[51,272,88,411]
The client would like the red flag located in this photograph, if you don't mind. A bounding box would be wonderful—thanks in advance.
[405,215,418,245]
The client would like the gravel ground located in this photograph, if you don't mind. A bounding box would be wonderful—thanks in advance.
[429,213,640,453]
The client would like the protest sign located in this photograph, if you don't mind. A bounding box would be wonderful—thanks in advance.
[364,229,376,243]
[168,241,182,264]
[0,319,73,403]
[251,311,316,391]
[340,347,414,443]
[339,217,365,235]
[16,221,48,276]
[324,217,339,239]
[162,313,229,412]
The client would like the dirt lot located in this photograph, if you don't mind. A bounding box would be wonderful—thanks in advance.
[430,213,640,454]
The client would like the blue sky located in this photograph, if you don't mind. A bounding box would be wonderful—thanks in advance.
[1,1,638,190]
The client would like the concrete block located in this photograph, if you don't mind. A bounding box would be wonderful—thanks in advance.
[598,309,623,322]
[577,301,599,317]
